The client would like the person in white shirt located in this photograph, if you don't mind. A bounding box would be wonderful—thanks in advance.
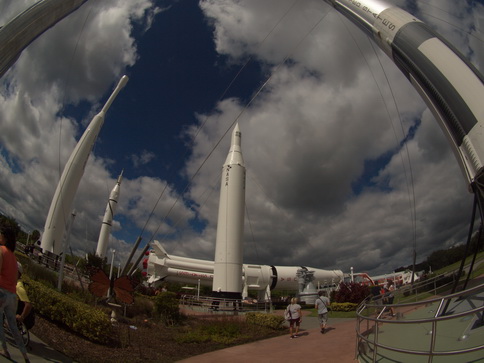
[286,297,302,339]
[315,290,330,334]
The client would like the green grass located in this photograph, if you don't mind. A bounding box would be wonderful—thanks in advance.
[433,251,484,275]
[393,253,484,305]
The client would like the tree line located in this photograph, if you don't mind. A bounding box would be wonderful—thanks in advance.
[395,230,484,273]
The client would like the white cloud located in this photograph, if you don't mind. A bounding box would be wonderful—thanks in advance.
[130,150,156,168]
[185,0,481,274]
[0,0,481,276]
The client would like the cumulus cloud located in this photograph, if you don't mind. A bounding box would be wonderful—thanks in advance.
[0,0,481,275]
[185,0,481,274]
[130,150,156,168]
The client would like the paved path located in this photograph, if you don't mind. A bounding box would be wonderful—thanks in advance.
[177,311,357,363]
[2,312,356,363]
[4,331,74,363]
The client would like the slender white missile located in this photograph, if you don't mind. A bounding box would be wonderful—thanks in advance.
[42,76,129,254]
[212,123,246,298]
[95,171,123,258]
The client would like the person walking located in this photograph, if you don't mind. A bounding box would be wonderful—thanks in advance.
[286,297,302,339]
[315,290,330,334]
[0,224,30,362]
[386,280,396,317]
[16,263,34,328]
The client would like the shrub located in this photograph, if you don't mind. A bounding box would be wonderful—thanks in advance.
[153,291,183,325]
[331,282,370,304]
[175,319,245,344]
[330,302,358,312]
[245,312,285,330]
[125,294,154,318]
[24,276,113,344]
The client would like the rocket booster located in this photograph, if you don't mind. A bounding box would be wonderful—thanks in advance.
[147,241,344,296]
[95,171,123,258]
[212,123,246,298]
[41,76,128,254]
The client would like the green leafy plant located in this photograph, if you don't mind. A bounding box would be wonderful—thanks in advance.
[245,312,285,329]
[153,291,183,326]
[24,276,113,344]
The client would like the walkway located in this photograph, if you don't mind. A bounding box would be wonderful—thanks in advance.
[177,311,357,363]
[4,331,74,363]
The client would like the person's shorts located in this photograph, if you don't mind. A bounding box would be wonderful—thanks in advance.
[318,313,328,325]
[289,317,301,327]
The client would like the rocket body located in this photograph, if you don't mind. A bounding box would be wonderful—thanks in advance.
[96,172,123,259]
[147,241,344,299]
[212,124,245,298]
[41,76,128,254]
[322,0,484,185]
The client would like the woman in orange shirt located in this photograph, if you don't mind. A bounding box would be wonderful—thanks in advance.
[0,225,29,362]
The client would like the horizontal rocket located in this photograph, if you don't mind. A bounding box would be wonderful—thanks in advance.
[147,241,344,298]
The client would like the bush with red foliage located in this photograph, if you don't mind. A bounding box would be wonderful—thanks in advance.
[331,282,370,304]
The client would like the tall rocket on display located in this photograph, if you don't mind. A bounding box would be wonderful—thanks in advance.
[212,123,246,299]
[41,76,129,255]
[95,171,123,259]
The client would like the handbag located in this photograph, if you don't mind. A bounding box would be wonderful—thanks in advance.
[284,305,292,321]
[319,297,331,311]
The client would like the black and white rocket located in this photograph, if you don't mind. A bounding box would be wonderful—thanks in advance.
[95,171,123,259]
[212,123,246,299]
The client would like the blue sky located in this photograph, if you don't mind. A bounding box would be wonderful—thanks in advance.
[0,0,483,275]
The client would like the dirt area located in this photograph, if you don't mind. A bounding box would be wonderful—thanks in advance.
[31,312,285,363]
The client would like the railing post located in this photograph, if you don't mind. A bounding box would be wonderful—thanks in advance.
[372,318,380,362]
[428,319,438,363]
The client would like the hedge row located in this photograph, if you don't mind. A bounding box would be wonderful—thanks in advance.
[330,302,358,312]
[245,312,285,329]
[24,276,113,344]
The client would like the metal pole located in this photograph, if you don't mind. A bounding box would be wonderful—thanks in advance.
[57,210,76,291]
[128,242,151,276]
[121,236,142,276]
[107,250,115,298]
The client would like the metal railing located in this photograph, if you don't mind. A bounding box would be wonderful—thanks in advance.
[180,294,272,314]
[356,282,484,362]
[395,273,457,303]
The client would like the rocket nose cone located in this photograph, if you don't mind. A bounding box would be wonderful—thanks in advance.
[231,123,241,147]
[118,75,129,89]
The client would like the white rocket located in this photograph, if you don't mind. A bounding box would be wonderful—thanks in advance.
[41,76,129,254]
[212,123,246,299]
[147,240,343,301]
[146,124,344,300]
[95,171,123,259]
